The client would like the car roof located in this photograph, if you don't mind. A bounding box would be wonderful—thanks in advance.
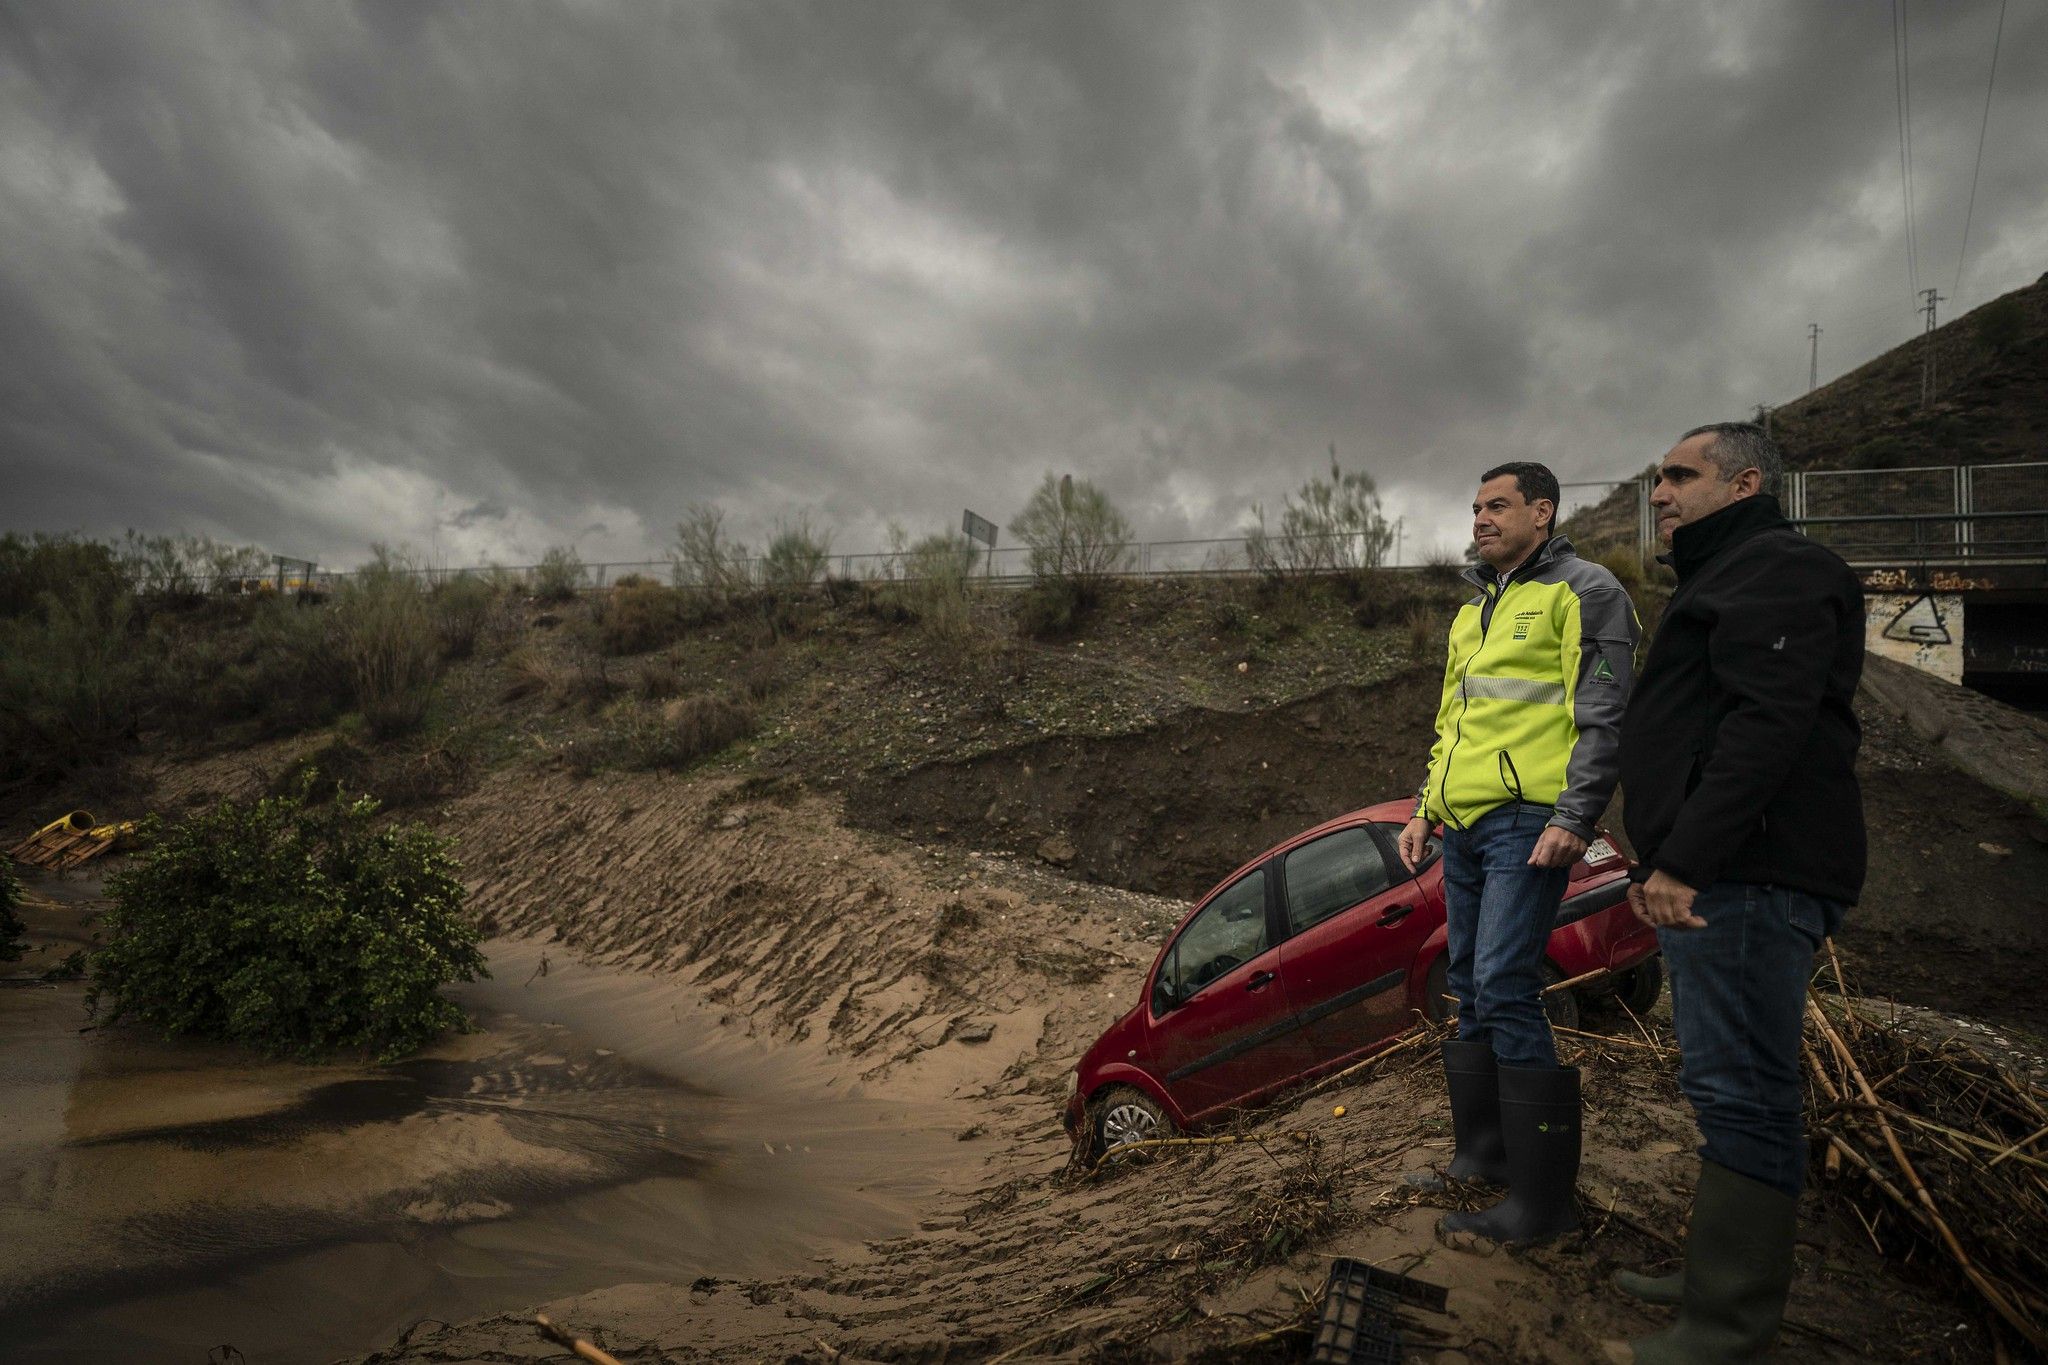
[1191,799,1417,908]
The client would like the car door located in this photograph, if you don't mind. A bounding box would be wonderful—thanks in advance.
[1273,824,1438,1063]
[1148,867,1303,1119]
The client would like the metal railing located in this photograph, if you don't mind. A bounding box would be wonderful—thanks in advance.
[123,460,2048,596]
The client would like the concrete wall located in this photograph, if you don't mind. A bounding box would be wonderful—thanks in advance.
[1865,592,1963,683]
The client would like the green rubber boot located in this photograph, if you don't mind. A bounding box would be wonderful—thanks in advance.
[1613,1266,1682,1307]
[1627,1160,1799,1364]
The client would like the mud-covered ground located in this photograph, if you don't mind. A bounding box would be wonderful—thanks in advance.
[4,581,2043,1361]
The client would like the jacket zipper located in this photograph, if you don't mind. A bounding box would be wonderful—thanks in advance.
[1439,576,1507,830]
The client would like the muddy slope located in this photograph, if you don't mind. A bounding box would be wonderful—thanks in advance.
[846,672,1444,902]
[852,663,2048,1037]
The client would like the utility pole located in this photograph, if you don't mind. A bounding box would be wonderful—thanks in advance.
[1807,323,1822,392]
[1919,287,1945,407]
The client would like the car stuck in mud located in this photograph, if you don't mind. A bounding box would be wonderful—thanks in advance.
[1066,798,1659,1153]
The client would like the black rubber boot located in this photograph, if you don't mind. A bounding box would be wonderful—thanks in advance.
[1408,1039,1510,1191]
[1627,1160,1798,1363]
[1439,1062,1581,1246]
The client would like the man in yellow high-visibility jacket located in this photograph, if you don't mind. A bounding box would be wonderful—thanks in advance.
[1397,461,1639,1246]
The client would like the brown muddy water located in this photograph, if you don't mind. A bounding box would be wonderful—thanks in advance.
[1,912,974,1364]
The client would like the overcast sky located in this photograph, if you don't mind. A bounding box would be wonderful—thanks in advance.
[2,1,2043,569]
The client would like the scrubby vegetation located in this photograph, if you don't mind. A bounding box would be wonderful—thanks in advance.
[336,555,442,739]
[1243,455,1394,581]
[1,857,24,963]
[533,545,587,603]
[92,788,484,1059]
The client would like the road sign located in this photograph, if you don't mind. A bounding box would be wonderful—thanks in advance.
[962,510,998,548]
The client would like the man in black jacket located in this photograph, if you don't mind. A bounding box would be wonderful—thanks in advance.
[1612,423,1865,1364]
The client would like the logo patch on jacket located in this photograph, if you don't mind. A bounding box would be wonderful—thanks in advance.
[1591,656,1617,685]
[1512,611,1540,640]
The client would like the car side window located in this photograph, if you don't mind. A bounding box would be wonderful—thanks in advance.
[1169,869,1269,1002]
[1378,820,1439,873]
[1283,827,1394,935]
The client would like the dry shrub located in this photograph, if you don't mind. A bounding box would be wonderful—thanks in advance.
[499,648,562,703]
[433,574,501,660]
[597,580,687,655]
[732,647,783,702]
[633,653,683,700]
[1402,601,1441,659]
[334,556,441,739]
[533,545,585,603]
[626,693,757,770]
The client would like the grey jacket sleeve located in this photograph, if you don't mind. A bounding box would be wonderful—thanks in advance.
[1549,576,1639,840]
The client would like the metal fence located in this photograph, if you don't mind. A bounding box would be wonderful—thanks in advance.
[132,461,2047,596]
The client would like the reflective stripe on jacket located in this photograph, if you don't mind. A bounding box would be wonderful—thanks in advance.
[1415,534,1639,838]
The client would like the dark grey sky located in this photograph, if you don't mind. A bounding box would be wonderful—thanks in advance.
[3,1,2043,567]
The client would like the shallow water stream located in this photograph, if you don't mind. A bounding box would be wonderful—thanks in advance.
[2,916,971,1363]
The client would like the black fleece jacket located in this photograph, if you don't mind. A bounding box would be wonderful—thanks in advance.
[1619,495,1867,905]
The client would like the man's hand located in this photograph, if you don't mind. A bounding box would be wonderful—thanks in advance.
[1627,869,1706,930]
[1527,825,1587,868]
[1397,816,1433,872]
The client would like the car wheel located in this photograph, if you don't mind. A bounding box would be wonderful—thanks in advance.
[1613,956,1664,1015]
[1541,962,1582,1032]
[1094,1085,1175,1157]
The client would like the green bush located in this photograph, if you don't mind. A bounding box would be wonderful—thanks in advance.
[0,532,126,619]
[901,532,982,642]
[1243,457,1393,582]
[92,790,485,1059]
[1,858,24,963]
[670,504,753,595]
[432,574,500,660]
[336,557,441,739]
[1009,473,1135,585]
[0,578,147,781]
[761,515,831,591]
[533,546,586,603]
[1014,576,1091,639]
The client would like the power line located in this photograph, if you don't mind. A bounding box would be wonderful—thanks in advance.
[1892,0,1919,304]
[1954,0,2008,303]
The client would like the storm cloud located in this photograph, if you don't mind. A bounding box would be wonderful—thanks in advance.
[2,1,2044,566]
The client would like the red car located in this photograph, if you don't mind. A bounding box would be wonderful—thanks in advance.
[1063,799,1661,1154]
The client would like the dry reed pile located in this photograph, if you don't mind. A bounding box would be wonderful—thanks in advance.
[1804,945,2048,1356]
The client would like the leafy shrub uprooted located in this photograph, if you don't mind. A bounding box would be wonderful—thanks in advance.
[92,790,487,1060]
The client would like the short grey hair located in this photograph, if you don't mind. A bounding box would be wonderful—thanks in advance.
[1679,422,1784,496]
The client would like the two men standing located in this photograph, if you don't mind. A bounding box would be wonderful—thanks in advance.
[1404,428,1866,1364]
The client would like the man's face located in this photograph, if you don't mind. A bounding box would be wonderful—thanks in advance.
[1650,435,1759,544]
[1471,474,1551,571]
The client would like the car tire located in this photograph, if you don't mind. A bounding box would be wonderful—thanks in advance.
[1093,1085,1175,1158]
[1613,956,1664,1015]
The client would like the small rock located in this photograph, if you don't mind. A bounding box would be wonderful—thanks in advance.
[1979,842,2013,857]
[716,811,748,830]
[956,1021,996,1044]
[1039,833,1077,866]
[1236,660,1251,673]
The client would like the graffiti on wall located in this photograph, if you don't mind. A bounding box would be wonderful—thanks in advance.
[1866,593,1963,682]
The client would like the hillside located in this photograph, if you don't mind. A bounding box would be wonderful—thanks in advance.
[1563,269,2048,553]
[5,575,2047,1362]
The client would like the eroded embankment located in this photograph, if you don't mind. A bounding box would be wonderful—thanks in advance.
[353,763,2000,1365]
[844,674,1442,902]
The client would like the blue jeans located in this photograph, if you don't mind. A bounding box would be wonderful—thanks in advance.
[1661,882,1843,1197]
[1441,802,1571,1068]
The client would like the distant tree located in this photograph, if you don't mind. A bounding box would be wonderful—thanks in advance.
[760,514,831,590]
[1008,474,1135,585]
[669,504,752,595]
[1243,453,1394,579]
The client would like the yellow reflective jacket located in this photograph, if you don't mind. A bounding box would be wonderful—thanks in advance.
[1416,535,1639,837]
